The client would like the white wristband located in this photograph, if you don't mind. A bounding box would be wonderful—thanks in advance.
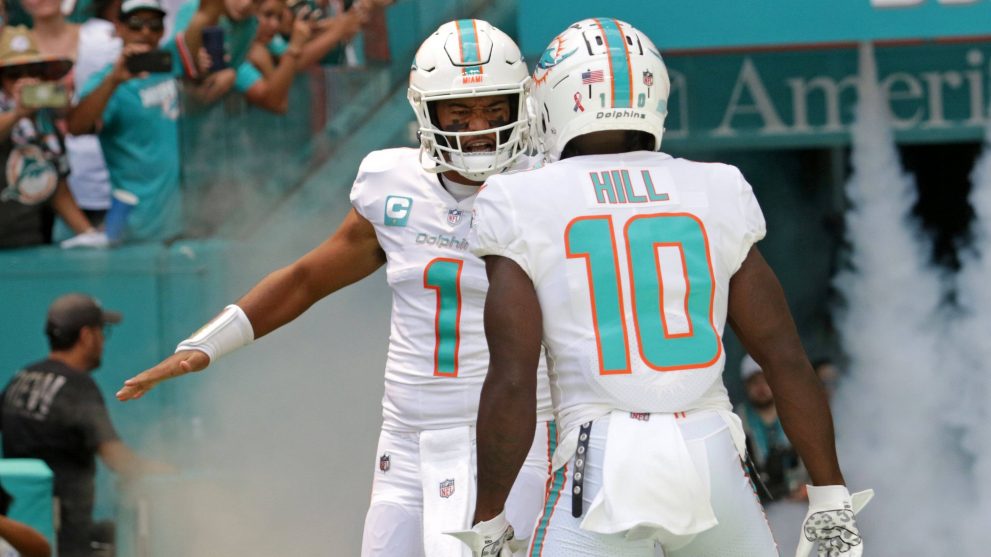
[175,304,254,364]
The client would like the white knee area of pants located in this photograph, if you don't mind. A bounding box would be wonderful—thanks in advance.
[361,501,423,557]
[506,423,552,539]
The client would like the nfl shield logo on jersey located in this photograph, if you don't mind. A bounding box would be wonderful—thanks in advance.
[447,209,464,226]
[379,453,391,472]
[643,70,654,87]
[439,478,455,498]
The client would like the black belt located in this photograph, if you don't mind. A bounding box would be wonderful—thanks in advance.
[572,421,593,518]
[744,449,774,502]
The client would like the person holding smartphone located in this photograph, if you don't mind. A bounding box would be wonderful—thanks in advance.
[0,26,103,249]
[67,0,185,242]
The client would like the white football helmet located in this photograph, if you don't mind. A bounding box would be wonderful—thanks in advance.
[530,18,670,162]
[408,19,530,181]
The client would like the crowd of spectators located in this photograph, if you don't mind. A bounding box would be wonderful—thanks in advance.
[0,0,391,250]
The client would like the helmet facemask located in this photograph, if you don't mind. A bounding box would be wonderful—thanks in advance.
[411,87,529,182]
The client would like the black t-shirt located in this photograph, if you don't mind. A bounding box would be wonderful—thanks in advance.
[0,97,70,249]
[0,358,119,534]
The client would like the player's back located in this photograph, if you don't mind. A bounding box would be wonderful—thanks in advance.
[473,150,766,435]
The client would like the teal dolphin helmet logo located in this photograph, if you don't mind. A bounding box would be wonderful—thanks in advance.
[533,35,577,85]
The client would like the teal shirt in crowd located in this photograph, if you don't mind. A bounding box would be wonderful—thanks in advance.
[268,35,289,57]
[173,0,262,92]
[79,47,183,241]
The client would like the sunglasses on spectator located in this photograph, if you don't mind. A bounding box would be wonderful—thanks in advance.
[1,68,38,80]
[125,17,165,31]
[0,69,34,81]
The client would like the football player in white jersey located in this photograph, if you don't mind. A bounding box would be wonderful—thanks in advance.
[116,19,554,557]
[462,18,872,557]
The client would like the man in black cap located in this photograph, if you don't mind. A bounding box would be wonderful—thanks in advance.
[0,293,168,557]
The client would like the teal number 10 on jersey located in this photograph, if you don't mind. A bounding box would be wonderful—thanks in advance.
[565,213,721,375]
[424,258,464,377]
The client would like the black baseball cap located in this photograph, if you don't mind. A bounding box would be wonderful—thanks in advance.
[45,293,123,340]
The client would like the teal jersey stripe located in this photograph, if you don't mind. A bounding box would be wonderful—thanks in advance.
[456,19,482,75]
[530,420,564,557]
[596,18,632,108]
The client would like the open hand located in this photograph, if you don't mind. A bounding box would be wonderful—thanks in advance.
[117,349,210,401]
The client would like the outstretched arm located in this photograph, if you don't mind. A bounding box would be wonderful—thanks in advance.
[473,255,542,523]
[98,440,175,477]
[237,208,384,336]
[117,208,385,400]
[727,246,844,486]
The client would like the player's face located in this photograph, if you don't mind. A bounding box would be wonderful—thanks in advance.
[433,95,511,156]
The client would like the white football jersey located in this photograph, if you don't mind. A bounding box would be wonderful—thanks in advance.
[470,151,766,437]
[350,148,553,432]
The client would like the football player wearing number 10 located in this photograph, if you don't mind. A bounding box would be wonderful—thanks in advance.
[115,20,554,557]
[462,18,873,557]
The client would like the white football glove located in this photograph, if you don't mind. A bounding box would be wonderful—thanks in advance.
[796,485,874,557]
[446,511,527,556]
[60,229,109,249]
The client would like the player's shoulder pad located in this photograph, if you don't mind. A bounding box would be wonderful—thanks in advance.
[668,157,746,185]
[357,147,419,176]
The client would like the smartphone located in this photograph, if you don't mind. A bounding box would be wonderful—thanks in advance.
[202,26,227,72]
[21,82,69,109]
[126,50,173,74]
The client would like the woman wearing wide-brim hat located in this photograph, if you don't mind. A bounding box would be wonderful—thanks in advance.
[0,26,104,249]
[0,26,74,81]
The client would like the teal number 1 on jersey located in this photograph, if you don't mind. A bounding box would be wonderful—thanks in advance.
[424,258,464,377]
[565,213,721,374]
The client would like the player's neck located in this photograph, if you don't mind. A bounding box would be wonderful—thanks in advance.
[439,173,481,202]
[441,169,483,187]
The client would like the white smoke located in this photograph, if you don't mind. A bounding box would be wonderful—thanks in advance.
[123,194,393,556]
[952,98,991,552]
[830,43,969,555]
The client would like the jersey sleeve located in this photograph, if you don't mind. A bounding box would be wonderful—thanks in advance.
[731,167,766,271]
[349,150,403,224]
[469,178,532,277]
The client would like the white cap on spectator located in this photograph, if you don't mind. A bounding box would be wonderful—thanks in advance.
[120,0,167,16]
[740,354,763,381]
